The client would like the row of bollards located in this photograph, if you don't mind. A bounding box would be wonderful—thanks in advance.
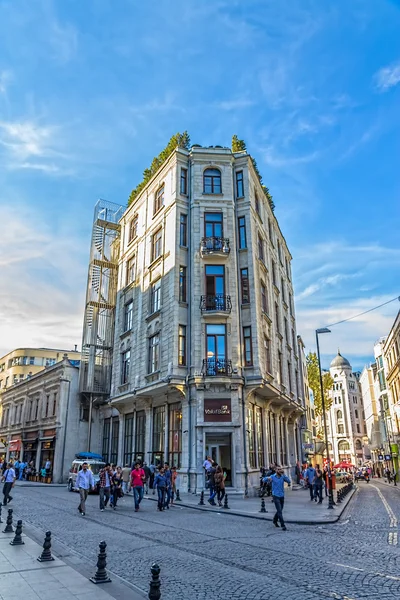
[197,490,230,509]
[336,482,354,504]
[2,509,51,557]
[259,498,267,513]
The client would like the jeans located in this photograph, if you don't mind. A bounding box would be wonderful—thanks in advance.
[314,485,323,503]
[309,483,314,500]
[164,486,171,508]
[209,484,216,502]
[78,488,88,513]
[122,481,129,495]
[272,495,285,526]
[133,486,144,509]
[111,485,121,507]
[99,487,110,509]
[2,482,13,506]
[217,488,225,504]
[157,487,166,510]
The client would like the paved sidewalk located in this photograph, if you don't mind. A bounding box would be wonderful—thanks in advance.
[143,484,356,524]
[0,520,145,600]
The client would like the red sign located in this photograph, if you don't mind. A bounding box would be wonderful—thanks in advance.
[204,399,231,422]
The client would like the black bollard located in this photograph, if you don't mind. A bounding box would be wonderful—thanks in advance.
[336,490,342,504]
[3,509,14,533]
[175,489,181,502]
[10,520,24,546]
[90,540,111,584]
[198,491,205,506]
[260,498,267,513]
[37,531,55,562]
[223,494,230,510]
[148,563,161,600]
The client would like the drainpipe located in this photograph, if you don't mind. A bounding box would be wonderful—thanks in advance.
[59,377,71,484]
[187,154,193,492]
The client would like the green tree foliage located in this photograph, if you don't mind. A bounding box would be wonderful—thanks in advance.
[128,131,191,205]
[306,352,334,416]
[231,135,275,211]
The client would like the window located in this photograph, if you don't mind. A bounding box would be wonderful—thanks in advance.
[45,395,50,418]
[124,413,134,466]
[152,405,166,460]
[289,293,293,315]
[121,350,131,384]
[135,411,146,460]
[169,402,182,468]
[255,194,260,216]
[151,228,162,262]
[287,361,292,392]
[295,369,300,399]
[268,220,274,246]
[268,411,277,464]
[148,334,160,373]
[279,416,287,465]
[272,261,277,286]
[179,266,187,302]
[45,358,56,367]
[203,168,221,194]
[126,254,136,285]
[261,282,268,314]
[124,301,133,331]
[236,171,244,197]
[110,417,119,465]
[238,216,246,249]
[337,424,344,434]
[284,317,289,345]
[356,424,360,433]
[128,215,138,243]
[179,214,187,246]
[338,440,350,452]
[205,212,223,238]
[292,330,297,353]
[102,418,110,462]
[264,337,272,374]
[30,356,35,365]
[247,405,256,468]
[275,302,280,334]
[277,239,282,264]
[285,257,290,280]
[35,399,39,420]
[205,324,227,374]
[178,325,186,366]
[180,168,188,195]
[258,236,264,261]
[281,278,286,303]
[278,350,283,384]
[355,409,358,418]
[255,406,264,468]
[240,268,250,304]
[205,265,225,305]
[355,439,362,450]
[151,279,161,313]
[154,184,165,214]
[337,410,343,420]
[243,327,253,366]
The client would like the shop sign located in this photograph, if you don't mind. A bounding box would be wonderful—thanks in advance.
[385,454,391,461]
[302,443,314,451]
[378,454,384,460]
[204,399,231,422]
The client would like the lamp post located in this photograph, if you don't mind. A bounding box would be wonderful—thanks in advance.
[316,327,335,509]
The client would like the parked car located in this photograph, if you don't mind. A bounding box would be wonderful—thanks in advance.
[67,452,105,493]
[335,471,353,483]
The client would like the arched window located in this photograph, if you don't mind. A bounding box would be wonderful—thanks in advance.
[337,424,344,434]
[338,440,350,451]
[154,184,165,214]
[203,168,222,194]
[355,439,362,450]
[337,410,343,420]
[328,442,333,451]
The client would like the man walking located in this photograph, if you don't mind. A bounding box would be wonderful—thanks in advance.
[266,466,291,530]
[143,462,151,494]
[131,462,145,512]
[1,463,16,506]
[99,463,112,511]
[149,461,156,493]
[121,464,131,495]
[75,462,95,516]
[304,463,316,501]
[314,465,324,503]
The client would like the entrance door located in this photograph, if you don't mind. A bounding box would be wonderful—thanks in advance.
[206,433,232,486]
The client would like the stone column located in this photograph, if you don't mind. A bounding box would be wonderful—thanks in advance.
[118,412,124,465]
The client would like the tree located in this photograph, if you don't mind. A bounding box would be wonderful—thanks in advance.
[306,352,334,416]
[231,134,247,152]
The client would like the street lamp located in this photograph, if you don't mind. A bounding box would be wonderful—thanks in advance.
[316,327,335,509]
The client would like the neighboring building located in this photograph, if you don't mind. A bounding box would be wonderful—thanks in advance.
[326,351,367,467]
[297,335,315,463]
[84,142,304,493]
[0,347,81,391]
[359,363,384,469]
[382,313,400,471]
[0,355,90,482]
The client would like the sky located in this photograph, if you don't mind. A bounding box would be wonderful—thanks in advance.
[0,0,399,370]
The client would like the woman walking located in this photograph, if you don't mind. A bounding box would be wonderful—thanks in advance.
[110,466,123,510]
[214,465,225,507]
[154,467,167,511]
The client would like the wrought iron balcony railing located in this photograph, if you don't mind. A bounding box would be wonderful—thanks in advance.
[202,358,232,377]
[200,294,232,313]
[200,237,230,255]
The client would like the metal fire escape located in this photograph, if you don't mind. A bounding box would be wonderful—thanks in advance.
[79,199,124,450]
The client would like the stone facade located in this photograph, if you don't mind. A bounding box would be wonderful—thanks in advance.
[0,356,90,482]
[383,312,400,451]
[100,145,304,493]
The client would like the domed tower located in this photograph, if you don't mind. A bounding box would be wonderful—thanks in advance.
[326,351,364,467]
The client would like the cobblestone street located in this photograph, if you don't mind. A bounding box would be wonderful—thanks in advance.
[8,481,400,600]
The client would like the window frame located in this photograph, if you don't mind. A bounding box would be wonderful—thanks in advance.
[150,279,161,314]
[238,216,247,249]
[236,170,244,198]
[151,228,163,262]
[124,300,133,332]
[258,235,264,261]
[179,214,188,247]
[121,349,131,384]
[179,266,187,303]
[154,184,165,215]
[178,325,186,366]
[128,215,138,244]
[180,168,188,195]
[264,336,272,375]
[148,333,160,374]
[203,168,222,194]
[126,254,136,286]
[240,268,250,304]
[261,281,268,314]
[243,326,253,366]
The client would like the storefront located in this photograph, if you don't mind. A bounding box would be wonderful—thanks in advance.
[39,428,57,475]
[8,438,21,461]
[22,431,38,466]
[204,399,232,486]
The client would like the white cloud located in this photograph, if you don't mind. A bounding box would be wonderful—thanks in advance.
[0,70,12,94]
[215,98,255,111]
[375,61,400,91]
[0,120,59,161]
[297,273,359,301]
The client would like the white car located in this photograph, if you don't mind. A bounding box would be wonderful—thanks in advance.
[67,454,105,493]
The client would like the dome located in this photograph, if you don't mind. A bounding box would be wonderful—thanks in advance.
[330,350,351,369]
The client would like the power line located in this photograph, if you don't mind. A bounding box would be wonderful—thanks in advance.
[325,296,400,329]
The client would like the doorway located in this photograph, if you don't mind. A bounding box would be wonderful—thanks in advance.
[205,433,232,486]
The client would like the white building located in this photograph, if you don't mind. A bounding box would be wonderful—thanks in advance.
[326,351,366,467]
[90,141,305,493]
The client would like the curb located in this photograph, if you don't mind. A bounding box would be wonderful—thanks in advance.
[144,488,356,525]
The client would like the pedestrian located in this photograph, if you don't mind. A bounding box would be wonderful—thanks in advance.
[143,462,151,494]
[14,459,20,480]
[131,461,145,512]
[214,465,225,507]
[99,463,112,511]
[110,466,123,509]
[203,455,213,472]
[154,467,167,511]
[75,462,95,516]
[207,462,217,506]
[45,459,52,477]
[164,462,172,509]
[170,466,178,504]
[266,466,291,531]
[121,463,131,496]
[376,467,381,478]
[1,462,16,506]
[149,461,156,492]
[314,465,324,503]
[1,460,7,475]
[18,461,25,480]
[304,463,316,501]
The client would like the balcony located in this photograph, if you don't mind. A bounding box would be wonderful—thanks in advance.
[200,294,232,313]
[200,237,230,256]
[202,358,232,377]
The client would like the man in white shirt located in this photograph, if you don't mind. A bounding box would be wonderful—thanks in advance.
[75,463,95,516]
[1,463,16,506]
[45,460,52,475]
[203,456,212,471]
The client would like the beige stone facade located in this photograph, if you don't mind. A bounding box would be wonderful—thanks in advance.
[99,145,305,493]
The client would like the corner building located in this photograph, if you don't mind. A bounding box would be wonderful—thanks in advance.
[102,145,304,493]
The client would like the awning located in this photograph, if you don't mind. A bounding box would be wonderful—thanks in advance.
[22,438,38,444]
[9,440,21,452]
[39,436,55,442]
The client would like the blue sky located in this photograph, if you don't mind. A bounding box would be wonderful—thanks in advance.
[0,0,399,369]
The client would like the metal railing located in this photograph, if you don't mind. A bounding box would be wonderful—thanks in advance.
[200,294,232,312]
[202,358,232,376]
[200,237,230,254]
